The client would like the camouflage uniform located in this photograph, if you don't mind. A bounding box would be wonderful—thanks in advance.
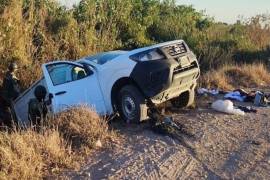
[28,98,48,126]
[2,71,21,104]
[28,85,52,126]
[0,63,21,126]
[0,95,11,127]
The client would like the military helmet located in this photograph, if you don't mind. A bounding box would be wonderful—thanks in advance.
[34,85,47,101]
[8,62,18,71]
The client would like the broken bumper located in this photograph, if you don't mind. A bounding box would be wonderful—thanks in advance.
[130,57,200,103]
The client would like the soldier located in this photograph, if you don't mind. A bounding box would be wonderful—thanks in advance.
[0,95,10,127]
[28,85,53,126]
[1,62,21,127]
[2,62,21,104]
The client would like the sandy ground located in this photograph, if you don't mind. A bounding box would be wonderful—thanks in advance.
[70,95,270,180]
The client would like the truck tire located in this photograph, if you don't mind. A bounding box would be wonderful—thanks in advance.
[171,90,195,108]
[117,85,147,123]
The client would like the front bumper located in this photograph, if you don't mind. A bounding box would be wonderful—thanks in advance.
[151,68,198,104]
[130,55,200,104]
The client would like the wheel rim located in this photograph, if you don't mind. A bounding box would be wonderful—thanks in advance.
[122,95,136,120]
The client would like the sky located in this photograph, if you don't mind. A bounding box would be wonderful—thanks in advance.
[58,0,270,24]
[177,0,270,24]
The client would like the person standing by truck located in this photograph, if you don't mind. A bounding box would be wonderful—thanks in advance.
[2,62,21,104]
[0,62,21,126]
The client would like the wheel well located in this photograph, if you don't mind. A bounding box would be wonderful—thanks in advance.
[171,91,190,108]
[111,77,142,111]
[180,91,190,100]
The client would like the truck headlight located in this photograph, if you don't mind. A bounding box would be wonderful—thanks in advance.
[130,49,165,62]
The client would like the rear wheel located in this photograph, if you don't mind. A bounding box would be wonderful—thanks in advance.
[117,85,147,123]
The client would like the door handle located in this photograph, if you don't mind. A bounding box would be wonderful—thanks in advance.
[55,91,67,96]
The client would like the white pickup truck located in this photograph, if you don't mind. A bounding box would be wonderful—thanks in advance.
[13,40,200,124]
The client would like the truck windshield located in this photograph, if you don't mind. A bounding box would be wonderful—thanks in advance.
[85,51,127,65]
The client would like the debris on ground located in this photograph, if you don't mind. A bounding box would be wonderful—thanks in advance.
[198,87,270,105]
[211,100,245,116]
[237,105,257,113]
[197,88,220,95]
[69,94,270,179]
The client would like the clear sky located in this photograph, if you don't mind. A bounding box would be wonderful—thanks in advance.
[58,0,270,24]
[177,0,270,23]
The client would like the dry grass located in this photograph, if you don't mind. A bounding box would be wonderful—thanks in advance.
[0,106,115,179]
[49,106,113,152]
[200,63,270,90]
[0,129,74,179]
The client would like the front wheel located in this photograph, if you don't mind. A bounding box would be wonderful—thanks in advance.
[117,85,147,123]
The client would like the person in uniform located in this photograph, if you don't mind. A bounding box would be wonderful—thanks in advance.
[28,85,53,126]
[0,62,21,127]
[2,62,21,104]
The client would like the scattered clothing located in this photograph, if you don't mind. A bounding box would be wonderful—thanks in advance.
[224,91,246,102]
[197,88,219,95]
[224,89,270,104]
[198,87,269,105]
[211,100,245,116]
[237,105,257,113]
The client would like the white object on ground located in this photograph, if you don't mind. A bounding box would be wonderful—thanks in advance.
[197,88,219,95]
[224,91,246,102]
[211,100,245,116]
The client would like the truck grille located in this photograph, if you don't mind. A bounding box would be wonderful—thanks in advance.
[163,43,187,57]
[173,61,198,75]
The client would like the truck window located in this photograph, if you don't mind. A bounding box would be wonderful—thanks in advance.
[47,63,88,86]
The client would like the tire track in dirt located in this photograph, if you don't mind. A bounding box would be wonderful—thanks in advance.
[107,134,198,179]
[219,112,270,179]
[69,100,270,179]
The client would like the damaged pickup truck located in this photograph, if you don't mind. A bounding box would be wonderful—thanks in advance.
[13,40,200,124]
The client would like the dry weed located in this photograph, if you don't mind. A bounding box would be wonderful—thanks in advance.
[48,106,113,152]
[0,129,74,179]
[0,106,115,179]
[200,63,270,90]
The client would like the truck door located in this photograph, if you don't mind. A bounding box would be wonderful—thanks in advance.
[42,61,106,114]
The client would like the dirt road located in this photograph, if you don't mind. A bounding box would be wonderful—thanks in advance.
[71,96,270,179]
